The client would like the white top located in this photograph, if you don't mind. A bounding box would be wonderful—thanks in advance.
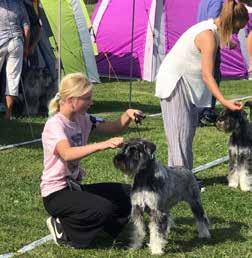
[155,19,219,107]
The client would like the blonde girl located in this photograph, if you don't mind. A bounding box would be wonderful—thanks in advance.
[41,73,144,248]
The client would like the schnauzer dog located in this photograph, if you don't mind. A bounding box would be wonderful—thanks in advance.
[113,138,211,255]
[216,104,252,192]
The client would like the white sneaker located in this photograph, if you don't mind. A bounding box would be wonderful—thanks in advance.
[46,217,67,245]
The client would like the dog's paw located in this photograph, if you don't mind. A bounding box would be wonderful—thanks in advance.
[240,185,252,192]
[228,173,239,188]
[128,242,143,250]
[239,175,252,192]
[150,247,165,256]
[198,230,211,239]
[148,240,167,255]
[228,182,239,188]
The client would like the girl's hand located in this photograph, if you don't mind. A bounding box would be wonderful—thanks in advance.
[103,137,124,149]
[222,100,243,111]
[126,109,145,123]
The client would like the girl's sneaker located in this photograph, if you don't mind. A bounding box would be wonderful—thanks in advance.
[46,217,68,245]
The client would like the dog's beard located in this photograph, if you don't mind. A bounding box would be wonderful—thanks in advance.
[216,120,226,131]
[114,158,136,177]
[216,119,237,133]
[114,156,148,177]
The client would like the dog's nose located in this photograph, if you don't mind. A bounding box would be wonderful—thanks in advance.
[215,120,225,130]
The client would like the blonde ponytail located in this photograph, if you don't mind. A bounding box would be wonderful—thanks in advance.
[48,93,61,117]
[47,73,92,116]
[219,0,249,47]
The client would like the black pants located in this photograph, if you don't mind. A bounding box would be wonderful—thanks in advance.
[43,183,131,248]
[199,48,221,121]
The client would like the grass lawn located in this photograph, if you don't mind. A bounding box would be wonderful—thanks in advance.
[0,78,251,257]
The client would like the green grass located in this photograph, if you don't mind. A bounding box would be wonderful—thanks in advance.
[0,79,252,258]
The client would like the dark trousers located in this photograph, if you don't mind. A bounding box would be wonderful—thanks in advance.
[43,183,131,248]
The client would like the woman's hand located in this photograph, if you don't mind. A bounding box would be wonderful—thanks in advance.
[103,137,124,149]
[222,100,243,111]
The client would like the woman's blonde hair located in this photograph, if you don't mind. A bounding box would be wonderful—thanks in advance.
[48,73,92,116]
[219,0,249,47]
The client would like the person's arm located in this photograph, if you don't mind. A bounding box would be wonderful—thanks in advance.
[55,137,124,161]
[23,25,30,58]
[20,3,31,58]
[195,30,242,110]
[94,109,144,134]
[29,25,42,54]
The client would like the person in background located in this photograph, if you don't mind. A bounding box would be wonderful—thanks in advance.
[155,0,248,189]
[41,72,144,248]
[197,0,252,124]
[0,0,30,120]
[239,0,252,79]
[23,0,42,64]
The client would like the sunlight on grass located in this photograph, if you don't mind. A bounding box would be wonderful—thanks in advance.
[0,77,251,257]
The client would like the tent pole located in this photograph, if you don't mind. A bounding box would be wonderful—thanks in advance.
[57,0,62,84]
[129,0,136,108]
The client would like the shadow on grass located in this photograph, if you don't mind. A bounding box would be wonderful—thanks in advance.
[0,118,43,146]
[202,175,228,187]
[90,100,160,115]
[82,216,248,253]
[168,216,248,253]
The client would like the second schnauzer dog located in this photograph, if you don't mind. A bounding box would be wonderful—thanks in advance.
[113,138,210,255]
[216,105,252,192]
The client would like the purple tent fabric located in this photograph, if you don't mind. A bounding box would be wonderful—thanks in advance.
[92,0,152,78]
[164,0,199,52]
[92,0,249,81]
[221,35,248,79]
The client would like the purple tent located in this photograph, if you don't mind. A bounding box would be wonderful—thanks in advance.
[92,0,250,81]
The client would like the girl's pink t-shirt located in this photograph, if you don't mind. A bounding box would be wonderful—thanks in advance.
[40,112,92,197]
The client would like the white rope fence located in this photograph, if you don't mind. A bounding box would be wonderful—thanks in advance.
[1,95,251,151]
[0,95,249,256]
[0,154,230,257]
[0,139,41,151]
[192,155,229,174]
[0,235,52,258]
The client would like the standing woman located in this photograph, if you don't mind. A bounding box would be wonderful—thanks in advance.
[155,0,249,171]
[41,73,144,248]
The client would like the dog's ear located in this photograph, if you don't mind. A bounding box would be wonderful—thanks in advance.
[244,101,252,121]
[218,109,231,119]
[244,101,252,108]
[241,110,248,118]
[235,110,247,122]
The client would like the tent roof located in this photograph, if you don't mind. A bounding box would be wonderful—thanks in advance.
[41,0,100,82]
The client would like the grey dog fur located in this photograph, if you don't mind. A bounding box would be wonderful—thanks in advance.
[216,106,252,191]
[113,138,210,255]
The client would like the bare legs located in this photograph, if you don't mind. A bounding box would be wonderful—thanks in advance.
[4,95,15,120]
